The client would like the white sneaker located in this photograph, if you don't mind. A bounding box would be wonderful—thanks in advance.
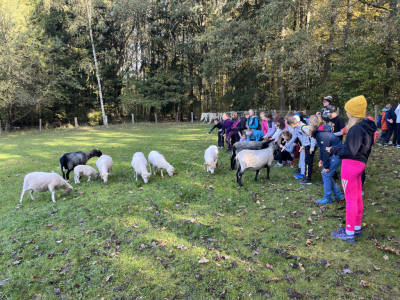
[389,141,393,145]
[273,163,283,167]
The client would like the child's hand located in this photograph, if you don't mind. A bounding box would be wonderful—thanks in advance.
[299,146,304,152]
[281,146,286,152]
[318,161,323,168]
[206,133,209,135]
[326,147,331,153]
[322,168,329,174]
[310,148,314,154]
[219,129,222,131]
[263,136,267,139]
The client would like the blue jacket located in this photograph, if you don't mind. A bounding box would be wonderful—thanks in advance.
[247,130,264,141]
[313,124,342,169]
[247,116,259,130]
[377,108,388,128]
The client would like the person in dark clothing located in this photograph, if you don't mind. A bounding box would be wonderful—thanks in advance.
[219,113,232,150]
[384,102,398,146]
[206,119,224,148]
[323,105,346,142]
[233,111,249,145]
[320,96,333,123]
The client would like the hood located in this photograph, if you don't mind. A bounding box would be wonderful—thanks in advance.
[359,118,377,135]
[382,108,388,112]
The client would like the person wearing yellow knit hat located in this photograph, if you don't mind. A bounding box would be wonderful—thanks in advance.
[326,96,377,243]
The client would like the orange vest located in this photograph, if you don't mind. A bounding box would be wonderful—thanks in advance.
[381,111,388,131]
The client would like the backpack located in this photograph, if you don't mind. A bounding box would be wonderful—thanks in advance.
[290,144,301,166]
[231,120,240,129]
[301,125,309,134]
[373,131,379,145]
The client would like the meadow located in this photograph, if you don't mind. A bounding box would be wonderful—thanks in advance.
[0,123,399,300]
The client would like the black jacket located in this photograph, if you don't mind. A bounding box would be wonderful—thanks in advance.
[313,124,342,169]
[208,122,223,134]
[385,104,397,122]
[330,118,377,164]
[236,116,248,132]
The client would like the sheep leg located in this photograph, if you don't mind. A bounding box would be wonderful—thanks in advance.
[29,190,35,200]
[266,165,270,180]
[238,171,244,187]
[149,164,152,174]
[231,154,236,170]
[74,175,79,184]
[161,169,164,178]
[19,189,26,203]
[87,176,91,182]
[154,167,157,176]
[51,190,56,203]
[254,170,259,181]
[66,169,72,181]
[236,164,241,183]
[135,171,138,181]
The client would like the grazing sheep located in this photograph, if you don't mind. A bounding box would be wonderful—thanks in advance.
[73,165,99,184]
[203,145,219,174]
[60,149,102,180]
[96,154,113,183]
[231,140,272,170]
[148,151,175,178]
[20,172,73,203]
[235,142,278,187]
[131,152,151,183]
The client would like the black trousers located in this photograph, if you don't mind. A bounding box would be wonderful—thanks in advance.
[304,145,315,179]
[385,123,398,145]
[397,123,400,146]
[274,151,292,164]
[218,131,224,147]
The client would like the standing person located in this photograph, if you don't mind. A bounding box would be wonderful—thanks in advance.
[226,112,239,151]
[327,96,377,243]
[206,119,223,148]
[395,101,400,149]
[384,102,398,147]
[376,105,391,145]
[320,96,333,122]
[282,116,316,184]
[322,105,346,142]
[246,109,259,130]
[234,112,249,145]
[308,115,344,204]
[219,113,232,150]
[261,113,275,139]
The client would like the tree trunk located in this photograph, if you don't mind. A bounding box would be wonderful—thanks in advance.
[85,0,107,126]
[5,104,12,132]
[324,3,336,81]
[277,60,286,111]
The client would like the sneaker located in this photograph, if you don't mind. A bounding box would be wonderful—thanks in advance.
[397,145,400,149]
[316,197,333,204]
[294,173,304,179]
[299,177,312,184]
[389,141,392,145]
[333,192,345,201]
[273,163,283,167]
[331,231,356,243]
[337,227,363,237]
[377,143,383,147]
[291,168,301,174]
[384,144,388,147]
[393,144,398,147]
[287,160,292,164]
[316,180,324,186]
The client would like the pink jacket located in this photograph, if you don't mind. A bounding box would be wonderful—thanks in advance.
[262,120,268,135]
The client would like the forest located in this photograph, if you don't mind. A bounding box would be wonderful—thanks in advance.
[0,0,399,131]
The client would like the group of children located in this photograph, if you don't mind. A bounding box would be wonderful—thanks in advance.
[207,95,379,243]
[376,101,400,148]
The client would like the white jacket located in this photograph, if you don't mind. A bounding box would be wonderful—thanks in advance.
[395,104,400,123]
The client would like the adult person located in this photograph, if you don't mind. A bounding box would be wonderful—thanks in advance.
[319,96,333,122]
[384,102,398,147]
[327,96,377,243]
[395,101,400,149]
[246,109,259,130]
[219,113,232,150]
[226,112,239,151]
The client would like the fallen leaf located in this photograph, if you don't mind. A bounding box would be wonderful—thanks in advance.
[105,274,113,282]
[320,260,330,268]
[198,257,209,264]
[383,255,389,260]
[372,265,380,271]
[266,263,274,270]
[11,260,21,265]
[77,191,84,194]
[360,280,370,287]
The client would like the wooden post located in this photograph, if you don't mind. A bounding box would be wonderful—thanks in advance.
[155,113,157,124]
[337,108,339,115]
[74,117,78,129]
[132,114,134,125]
[374,105,379,125]
[176,111,178,123]
[191,112,193,123]
[104,115,108,126]
[39,119,42,132]
[0,121,1,135]
[273,110,276,117]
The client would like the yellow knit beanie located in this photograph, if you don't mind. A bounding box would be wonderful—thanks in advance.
[345,96,367,118]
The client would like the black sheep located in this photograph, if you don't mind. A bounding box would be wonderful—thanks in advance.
[60,149,102,180]
[230,140,272,170]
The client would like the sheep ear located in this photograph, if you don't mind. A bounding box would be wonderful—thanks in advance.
[203,163,207,170]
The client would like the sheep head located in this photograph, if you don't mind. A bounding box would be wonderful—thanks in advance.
[203,161,217,174]
[93,149,103,157]
[141,172,151,183]
[94,172,99,180]
[100,172,109,183]
[167,166,175,176]
[64,183,73,195]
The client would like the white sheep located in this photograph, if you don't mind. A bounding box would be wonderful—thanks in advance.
[131,152,151,183]
[148,151,175,178]
[96,154,113,183]
[235,142,278,186]
[203,145,219,174]
[73,165,99,184]
[20,172,73,203]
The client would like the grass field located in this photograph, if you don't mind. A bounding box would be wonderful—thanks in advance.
[0,123,399,299]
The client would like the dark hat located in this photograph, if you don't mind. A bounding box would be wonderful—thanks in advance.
[323,96,333,103]
[322,105,337,118]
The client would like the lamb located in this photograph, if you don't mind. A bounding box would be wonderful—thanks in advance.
[231,140,272,170]
[148,151,175,178]
[73,165,99,184]
[131,152,151,183]
[20,172,73,203]
[96,154,113,183]
[235,141,278,187]
[203,145,219,174]
[60,149,102,180]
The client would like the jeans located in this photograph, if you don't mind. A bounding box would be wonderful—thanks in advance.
[385,123,398,145]
[377,130,387,143]
[322,155,342,198]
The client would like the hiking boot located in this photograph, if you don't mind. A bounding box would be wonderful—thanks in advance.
[291,168,301,174]
[337,227,363,237]
[316,197,333,204]
[294,173,304,179]
[299,177,312,184]
[333,192,345,201]
[331,231,356,243]
[316,180,324,186]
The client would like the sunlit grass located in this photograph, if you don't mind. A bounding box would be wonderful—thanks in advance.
[0,123,399,299]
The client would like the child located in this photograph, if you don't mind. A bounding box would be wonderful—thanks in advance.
[274,130,294,166]
[238,131,248,142]
[269,116,286,142]
[234,112,249,144]
[206,119,224,148]
[219,113,232,149]
[308,115,344,204]
[261,113,275,139]
[327,95,377,243]
[282,116,316,184]
[376,104,391,145]
[246,109,259,130]
[247,129,264,141]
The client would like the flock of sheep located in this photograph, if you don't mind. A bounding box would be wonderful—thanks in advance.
[19,138,278,203]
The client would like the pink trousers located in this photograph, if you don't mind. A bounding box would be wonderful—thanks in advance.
[341,159,366,231]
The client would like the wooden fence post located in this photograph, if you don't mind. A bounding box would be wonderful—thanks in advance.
[191,112,193,123]
[374,105,379,125]
[155,113,157,124]
[132,114,134,125]
[273,110,276,117]
[0,121,1,135]
[176,111,178,123]
[39,119,42,132]
[337,108,339,115]
[74,117,78,129]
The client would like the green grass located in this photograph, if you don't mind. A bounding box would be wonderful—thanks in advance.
[0,123,399,299]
